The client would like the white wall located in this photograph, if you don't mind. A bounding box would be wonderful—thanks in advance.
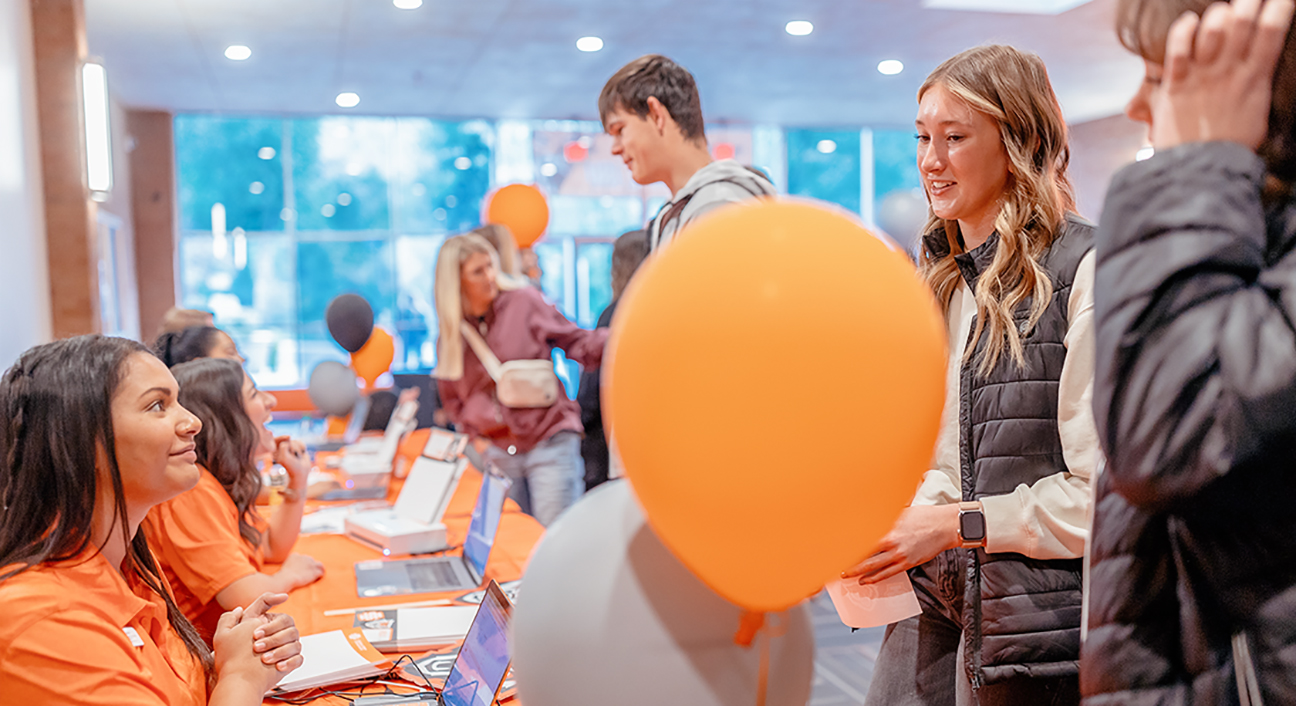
[0,0,51,369]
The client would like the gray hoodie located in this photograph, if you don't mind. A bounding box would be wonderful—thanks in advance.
[648,159,776,250]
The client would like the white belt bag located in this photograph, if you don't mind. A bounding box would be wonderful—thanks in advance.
[460,322,562,408]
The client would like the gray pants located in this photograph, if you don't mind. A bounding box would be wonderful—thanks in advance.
[483,431,583,527]
[863,550,1079,706]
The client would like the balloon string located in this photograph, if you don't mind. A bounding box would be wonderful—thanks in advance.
[756,621,770,706]
[734,610,765,647]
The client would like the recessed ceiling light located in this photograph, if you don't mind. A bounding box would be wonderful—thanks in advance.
[576,36,604,52]
[336,92,360,108]
[257,146,276,160]
[454,156,472,170]
[540,163,559,177]
[785,20,813,36]
[817,139,837,154]
[224,45,251,61]
[878,59,904,75]
[922,0,1092,14]
[1136,146,1154,161]
[393,0,422,8]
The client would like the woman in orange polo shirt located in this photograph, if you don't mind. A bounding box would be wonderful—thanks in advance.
[145,357,325,642]
[0,335,303,705]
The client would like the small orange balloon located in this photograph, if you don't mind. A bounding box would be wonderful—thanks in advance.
[351,327,395,389]
[605,201,947,612]
[487,184,549,248]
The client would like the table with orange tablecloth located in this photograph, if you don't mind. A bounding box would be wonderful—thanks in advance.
[264,428,545,702]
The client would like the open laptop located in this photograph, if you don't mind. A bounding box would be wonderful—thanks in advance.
[342,398,417,462]
[354,470,511,597]
[357,580,514,706]
[310,395,371,452]
[437,580,514,706]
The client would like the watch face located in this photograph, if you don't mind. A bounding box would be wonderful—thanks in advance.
[960,510,986,542]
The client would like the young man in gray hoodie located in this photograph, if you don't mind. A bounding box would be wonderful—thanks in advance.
[599,54,776,251]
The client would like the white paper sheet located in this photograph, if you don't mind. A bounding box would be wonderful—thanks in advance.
[826,571,922,629]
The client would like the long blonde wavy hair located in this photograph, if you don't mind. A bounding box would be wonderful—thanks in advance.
[432,233,521,381]
[918,45,1077,376]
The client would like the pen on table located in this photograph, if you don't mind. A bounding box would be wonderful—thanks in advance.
[323,598,455,616]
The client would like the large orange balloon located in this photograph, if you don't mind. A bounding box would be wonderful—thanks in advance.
[351,327,395,389]
[486,184,549,248]
[605,201,947,612]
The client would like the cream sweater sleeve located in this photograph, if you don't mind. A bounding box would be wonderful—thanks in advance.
[980,250,1097,559]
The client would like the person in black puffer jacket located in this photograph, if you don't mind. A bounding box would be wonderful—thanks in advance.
[846,45,1097,706]
[1084,0,1296,704]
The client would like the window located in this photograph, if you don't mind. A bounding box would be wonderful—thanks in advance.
[786,129,862,214]
[175,115,490,388]
[176,116,913,389]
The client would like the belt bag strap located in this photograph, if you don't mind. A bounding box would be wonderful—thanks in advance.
[460,321,505,380]
[459,322,561,409]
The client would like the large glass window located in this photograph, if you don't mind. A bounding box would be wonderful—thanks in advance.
[176,116,917,389]
[786,129,861,214]
[175,115,490,388]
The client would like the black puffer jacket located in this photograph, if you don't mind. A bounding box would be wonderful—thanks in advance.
[1084,142,1296,705]
[922,216,1093,687]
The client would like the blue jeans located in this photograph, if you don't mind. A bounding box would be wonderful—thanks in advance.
[482,432,583,527]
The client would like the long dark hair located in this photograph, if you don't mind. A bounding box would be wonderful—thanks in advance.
[154,325,223,367]
[171,358,264,548]
[0,335,212,671]
[1117,0,1296,199]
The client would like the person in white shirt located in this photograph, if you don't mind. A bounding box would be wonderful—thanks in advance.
[843,45,1098,706]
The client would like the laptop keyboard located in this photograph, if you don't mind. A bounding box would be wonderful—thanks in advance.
[408,560,459,589]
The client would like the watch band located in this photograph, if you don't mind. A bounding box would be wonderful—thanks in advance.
[958,501,986,548]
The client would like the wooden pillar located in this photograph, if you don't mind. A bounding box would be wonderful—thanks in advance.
[128,110,177,340]
[30,0,99,337]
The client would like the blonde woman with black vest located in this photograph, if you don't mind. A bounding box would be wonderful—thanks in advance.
[843,45,1098,706]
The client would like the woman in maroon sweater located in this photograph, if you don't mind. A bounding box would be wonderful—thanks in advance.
[433,233,609,526]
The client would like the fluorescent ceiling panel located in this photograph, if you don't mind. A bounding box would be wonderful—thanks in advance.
[922,0,1093,14]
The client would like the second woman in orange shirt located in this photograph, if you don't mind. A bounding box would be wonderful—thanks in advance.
[144,357,325,643]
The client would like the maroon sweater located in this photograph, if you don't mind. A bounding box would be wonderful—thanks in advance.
[437,287,609,453]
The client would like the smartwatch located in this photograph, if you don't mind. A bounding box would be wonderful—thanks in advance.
[957,501,986,548]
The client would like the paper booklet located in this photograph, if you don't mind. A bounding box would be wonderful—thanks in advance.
[273,629,391,693]
[353,605,479,652]
[826,571,922,629]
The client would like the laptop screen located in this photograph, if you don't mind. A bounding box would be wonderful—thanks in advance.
[440,582,512,706]
[463,472,509,579]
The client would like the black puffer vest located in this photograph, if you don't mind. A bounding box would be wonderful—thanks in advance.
[923,214,1094,688]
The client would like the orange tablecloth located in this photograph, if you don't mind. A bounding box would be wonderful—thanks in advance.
[265,429,545,701]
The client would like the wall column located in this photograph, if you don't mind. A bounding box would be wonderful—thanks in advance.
[30,0,99,338]
[128,110,177,340]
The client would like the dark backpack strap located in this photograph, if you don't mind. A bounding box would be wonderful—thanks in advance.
[649,171,772,250]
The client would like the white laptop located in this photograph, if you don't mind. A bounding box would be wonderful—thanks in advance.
[353,471,511,596]
[343,455,467,554]
[339,399,419,482]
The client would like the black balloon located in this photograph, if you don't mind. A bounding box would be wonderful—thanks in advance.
[326,294,374,352]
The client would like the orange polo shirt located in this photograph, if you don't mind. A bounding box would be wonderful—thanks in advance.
[0,550,207,706]
[144,466,267,644]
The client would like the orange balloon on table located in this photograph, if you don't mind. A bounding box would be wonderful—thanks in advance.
[486,184,549,248]
[351,327,395,389]
[605,200,947,612]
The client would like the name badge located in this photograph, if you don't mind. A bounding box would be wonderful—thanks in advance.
[123,626,144,648]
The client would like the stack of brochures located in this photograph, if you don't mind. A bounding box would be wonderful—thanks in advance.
[273,629,391,693]
[353,605,479,652]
